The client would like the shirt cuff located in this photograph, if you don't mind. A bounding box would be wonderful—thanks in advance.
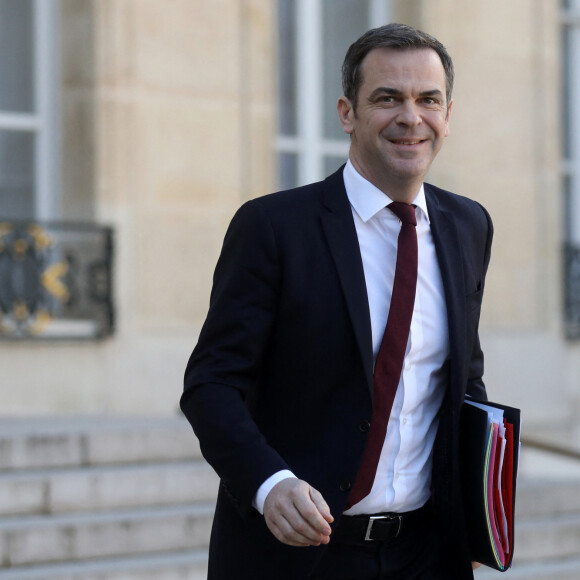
[252,470,297,515]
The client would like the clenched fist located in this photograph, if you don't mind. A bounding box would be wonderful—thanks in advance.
[263,479,334,547]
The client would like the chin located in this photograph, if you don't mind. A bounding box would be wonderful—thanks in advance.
[390,163,429,180]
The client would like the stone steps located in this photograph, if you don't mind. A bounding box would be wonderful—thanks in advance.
[515,479,580,518]
[512,479,580,564]
[0,417,578,578]
[0,417,215,577]
[0,550,209,580]
[515,511,580,562]
[0,461,218,516]
[0,503,214,567]
[0,417,201,471]
[476,556,580,580]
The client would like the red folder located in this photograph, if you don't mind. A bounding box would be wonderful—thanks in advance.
[502,422,515,560]
[493,428,507,553]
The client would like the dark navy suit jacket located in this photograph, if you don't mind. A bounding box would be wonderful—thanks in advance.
[181,166,493,579]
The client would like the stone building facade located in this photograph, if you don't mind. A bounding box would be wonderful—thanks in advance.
[0,0,577,439]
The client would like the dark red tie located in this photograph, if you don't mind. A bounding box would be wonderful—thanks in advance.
[346,202,418,509]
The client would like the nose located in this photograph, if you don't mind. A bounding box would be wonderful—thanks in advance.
[396,100,422,127]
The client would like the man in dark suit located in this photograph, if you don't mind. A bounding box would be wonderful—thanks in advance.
[181,23,492,579]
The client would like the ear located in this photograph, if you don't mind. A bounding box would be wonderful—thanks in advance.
[337,96,355,135]
[444,99,453,137]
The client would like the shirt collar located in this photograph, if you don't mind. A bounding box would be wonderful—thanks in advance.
[342,159,430,224]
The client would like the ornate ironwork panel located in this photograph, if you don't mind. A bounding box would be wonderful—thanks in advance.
[565,243,580,340]
[0,221,113,339]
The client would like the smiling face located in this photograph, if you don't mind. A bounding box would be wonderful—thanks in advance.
[337,47,453,202]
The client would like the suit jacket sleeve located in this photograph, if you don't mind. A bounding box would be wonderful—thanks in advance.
[465,201,494,401]
[181,199,291,517]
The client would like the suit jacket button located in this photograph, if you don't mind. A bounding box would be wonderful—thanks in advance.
[339,479,352,492]
[358,419,371,433]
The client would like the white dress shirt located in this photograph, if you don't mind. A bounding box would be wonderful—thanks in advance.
[342,160,449,514]
[254,161,449,515]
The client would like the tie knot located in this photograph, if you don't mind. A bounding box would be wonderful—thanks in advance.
[388,202,416,226]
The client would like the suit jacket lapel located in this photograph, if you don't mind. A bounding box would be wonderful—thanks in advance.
[425,184,467,410]
[318,175,469,402]
[320,169,374,392]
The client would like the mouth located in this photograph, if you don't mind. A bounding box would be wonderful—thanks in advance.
[388,138,426,146]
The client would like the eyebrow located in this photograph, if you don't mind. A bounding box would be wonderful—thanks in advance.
[367,87,444,101]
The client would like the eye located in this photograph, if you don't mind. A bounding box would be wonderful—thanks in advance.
[421,96,442,107]
[374,95,400,107]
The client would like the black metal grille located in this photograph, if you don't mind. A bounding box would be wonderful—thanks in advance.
[565,243,580,340]
[0,220,114,339]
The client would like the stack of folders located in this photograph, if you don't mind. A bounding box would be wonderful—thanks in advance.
[460,398,521,571]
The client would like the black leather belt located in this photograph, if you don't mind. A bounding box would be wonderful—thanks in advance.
[333,502,432,542]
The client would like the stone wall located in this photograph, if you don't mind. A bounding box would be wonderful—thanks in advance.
[1,1,577,430]
[0,0,275,415]
[424,1,580,425]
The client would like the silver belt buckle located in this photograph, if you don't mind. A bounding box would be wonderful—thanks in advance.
[364,514,403,541]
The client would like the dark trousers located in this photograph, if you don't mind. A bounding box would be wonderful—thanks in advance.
[310,512,454,580]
